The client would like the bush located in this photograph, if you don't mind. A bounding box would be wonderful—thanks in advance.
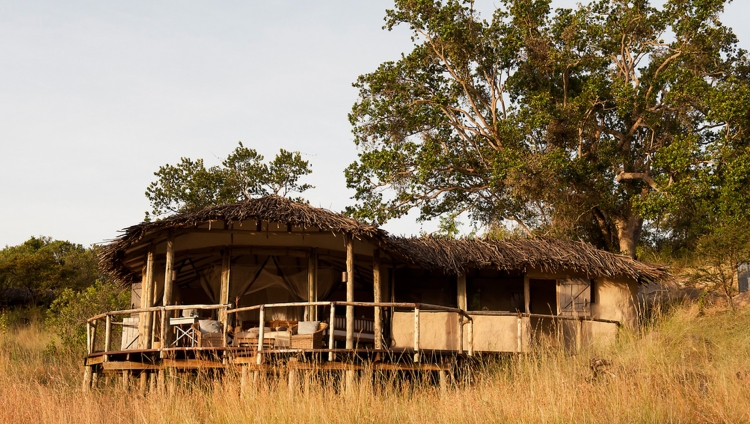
[46,280,129,354]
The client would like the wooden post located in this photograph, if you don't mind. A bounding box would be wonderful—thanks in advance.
[90,321,98,353]
[517,316,522,353]
[307,249,317,321]
[157,370,165,394]
[121,370,130,390]
[438,370,448,393]
[161,233,175,349]
[150,311,157,348]
[524,274,530,314]
[139,372,148,395]
[288,368,298,392]
[457,273,467,310]
[373,249,382,350]
[141,246,155,349]
[256,306,265,365]
[345,369,355,396]
[576,318,582,352]
[468,319,474,357]
[222,305,229,350]
[458,315,464,354]
[82,366,93,391]
[158,307,167,356]
[413,306,420,363]
[219,248,231,323]
[328,303,336,362]
[86,321,92,355]
[104,314,112,359]
[344,234,354,350]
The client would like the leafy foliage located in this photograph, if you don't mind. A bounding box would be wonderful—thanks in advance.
[146,142,313,219]
[0,237,100,306]
[46,280,129,354]
[346,0,750,257]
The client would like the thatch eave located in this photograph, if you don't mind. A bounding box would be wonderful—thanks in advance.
[98,196,667,286]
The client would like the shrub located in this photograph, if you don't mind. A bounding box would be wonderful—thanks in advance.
[46,280,129,354]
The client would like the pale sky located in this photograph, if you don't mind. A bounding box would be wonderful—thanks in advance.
[1,0,748,247]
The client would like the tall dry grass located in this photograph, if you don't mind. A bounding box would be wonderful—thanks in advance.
[1,302,749,423]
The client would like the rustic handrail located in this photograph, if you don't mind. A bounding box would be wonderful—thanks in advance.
[463,310,622,326]
[86,301,621,358]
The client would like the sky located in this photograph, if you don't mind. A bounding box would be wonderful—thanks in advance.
[1,0,749,248]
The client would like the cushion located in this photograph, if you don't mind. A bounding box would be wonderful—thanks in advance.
[246,327,272,335]
[297,321,320,335]
[198,319,223,334]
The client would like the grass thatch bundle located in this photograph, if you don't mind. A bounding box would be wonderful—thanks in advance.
[99,196,666,284]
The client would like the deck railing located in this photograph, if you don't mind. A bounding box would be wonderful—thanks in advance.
[85,303,621,360]
[85,301,476,363]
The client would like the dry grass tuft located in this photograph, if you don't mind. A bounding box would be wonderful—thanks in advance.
[2,302,749,423]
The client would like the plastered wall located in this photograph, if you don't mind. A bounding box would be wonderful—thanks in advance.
[390,311,531,353]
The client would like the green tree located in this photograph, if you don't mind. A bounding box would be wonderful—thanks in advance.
[346,0,750,257]
[0,237,100,306]
[146,142,313,219]
[47,280,129,354]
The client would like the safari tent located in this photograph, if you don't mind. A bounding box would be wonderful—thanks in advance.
[83,195,665,389]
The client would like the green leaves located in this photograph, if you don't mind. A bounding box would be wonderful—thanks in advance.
[145,142,313,219]
[47,280,129,354]
[347,0,750,256]
[0,237,100,306]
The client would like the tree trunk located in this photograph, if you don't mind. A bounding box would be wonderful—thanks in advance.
[592,207,614,252]
[614,215,643,259]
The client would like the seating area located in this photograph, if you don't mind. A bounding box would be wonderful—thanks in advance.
[233,320,328,349]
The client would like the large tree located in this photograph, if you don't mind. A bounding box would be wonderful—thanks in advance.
[0,237,100,306]
[345,0,750,257]
[146,142,313,219]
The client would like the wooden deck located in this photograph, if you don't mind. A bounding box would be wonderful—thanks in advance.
[85,347,464,371]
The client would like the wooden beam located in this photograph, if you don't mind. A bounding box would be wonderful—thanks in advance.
[373,249,382,350]
[141,247,155,349]
[161,232,175,349]
[328,305,336,361]
[345,234,354,350]
[413,306,420,363]
[219,248,231,322]
[307,249,318,321]
[104,315,112,358]
[457,273,467,310]
[524,274,530,314]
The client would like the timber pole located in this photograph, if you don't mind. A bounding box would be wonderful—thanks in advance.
[328,303,336,361]
[373,249,382,350]
[142,246,155,349]
[219,247,231,323]
[457,273,467,310]
[161,232,175,350]
[523,274,530,314]
[307,249,317,321]
[104,314,111,359]
[345,234,354,350]
[345,234,355,396]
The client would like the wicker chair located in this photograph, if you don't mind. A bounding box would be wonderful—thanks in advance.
[192,320,225,347]
[290,322,328,349]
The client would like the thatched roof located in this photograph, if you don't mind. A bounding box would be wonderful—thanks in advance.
[99,195,386,282]
[385,236,667,284]
[99,196,666,284]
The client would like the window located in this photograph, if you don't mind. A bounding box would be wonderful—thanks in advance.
[558,278,592,316]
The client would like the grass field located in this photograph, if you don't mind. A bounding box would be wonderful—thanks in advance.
[1,301,749,423]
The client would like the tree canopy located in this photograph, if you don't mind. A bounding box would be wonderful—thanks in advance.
[146,142,313,219]
[346,0,750,257]
[0,236,100,306]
